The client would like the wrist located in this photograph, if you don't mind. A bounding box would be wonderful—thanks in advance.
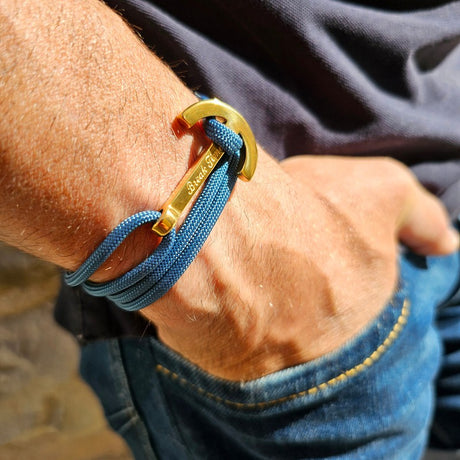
[82,97,259,287]
[80,92,204,283]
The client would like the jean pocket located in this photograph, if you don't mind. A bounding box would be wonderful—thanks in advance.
[152,286,410,412]
[150,292,423,458]
[144,254,460,459]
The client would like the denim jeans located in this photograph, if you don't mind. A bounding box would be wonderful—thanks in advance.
[80,250,460,459]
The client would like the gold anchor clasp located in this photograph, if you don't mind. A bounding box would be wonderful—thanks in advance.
[151,98,258,237]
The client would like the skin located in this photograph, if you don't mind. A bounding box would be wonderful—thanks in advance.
[0,0,458,380]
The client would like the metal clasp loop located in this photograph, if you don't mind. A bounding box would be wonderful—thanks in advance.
[151,98,258,237]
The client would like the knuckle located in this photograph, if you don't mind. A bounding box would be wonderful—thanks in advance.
[374,157,416,194]
[376,157,411,180]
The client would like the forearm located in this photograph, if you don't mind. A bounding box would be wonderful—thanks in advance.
[0,0,197,277]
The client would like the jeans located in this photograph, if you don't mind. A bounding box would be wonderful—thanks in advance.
[80,251,460,459]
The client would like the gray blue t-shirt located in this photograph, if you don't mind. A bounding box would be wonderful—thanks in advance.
[55,0,460,340]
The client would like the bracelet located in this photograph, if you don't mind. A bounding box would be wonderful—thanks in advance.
[65,98,257,311]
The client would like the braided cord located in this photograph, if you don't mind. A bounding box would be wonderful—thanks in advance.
[65,118,243,311]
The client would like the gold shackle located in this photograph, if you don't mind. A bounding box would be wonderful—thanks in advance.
[151,98,258,237]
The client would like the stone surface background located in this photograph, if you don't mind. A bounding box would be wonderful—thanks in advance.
[0,243,132,460]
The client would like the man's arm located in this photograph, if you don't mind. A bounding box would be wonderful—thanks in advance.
[0,0,458,380]
[0,0,199,277]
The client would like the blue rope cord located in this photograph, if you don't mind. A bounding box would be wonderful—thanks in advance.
[65,118,243,311]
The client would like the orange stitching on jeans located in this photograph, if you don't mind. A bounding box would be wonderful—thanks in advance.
[156,298,411,410]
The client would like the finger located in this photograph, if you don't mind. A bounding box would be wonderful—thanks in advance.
[398,184,459,255]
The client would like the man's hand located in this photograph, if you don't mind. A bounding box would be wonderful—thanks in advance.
[143,154,459,380]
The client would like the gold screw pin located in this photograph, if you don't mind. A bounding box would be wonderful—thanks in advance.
[151,98,258,237]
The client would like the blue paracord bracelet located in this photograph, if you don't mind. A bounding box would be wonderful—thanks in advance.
[65,98,257,311]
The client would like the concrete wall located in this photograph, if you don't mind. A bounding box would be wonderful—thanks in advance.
[0,243,132,460]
